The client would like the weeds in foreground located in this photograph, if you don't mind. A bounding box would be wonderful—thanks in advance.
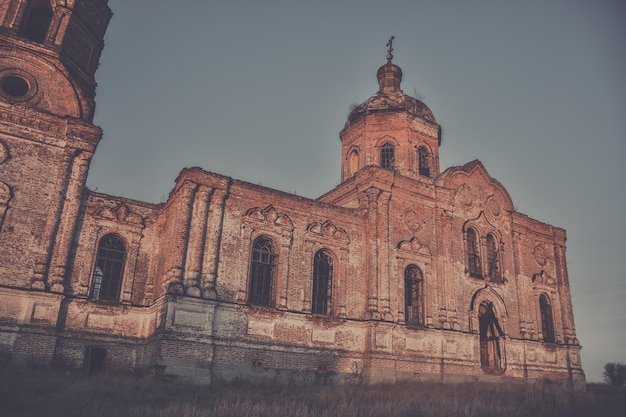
[0,367,624,417]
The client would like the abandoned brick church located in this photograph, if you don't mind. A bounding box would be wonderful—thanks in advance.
[0,0,585,387]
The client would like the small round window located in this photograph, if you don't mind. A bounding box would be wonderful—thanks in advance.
[1,75,30,97]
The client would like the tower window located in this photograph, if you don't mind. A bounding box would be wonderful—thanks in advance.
[380,142,394,170]
[248,236,276,306]
[20,0,53,44]
[404,265,423,325]
[311,249,333,315]
[485,233,501,282]
[466,228,482,278]
[540,294,555,343]
[0,75,29,97]
[91,234,126,301]
[418,146,430,177]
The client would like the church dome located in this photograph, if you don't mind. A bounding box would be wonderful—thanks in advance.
[346,56,436,128]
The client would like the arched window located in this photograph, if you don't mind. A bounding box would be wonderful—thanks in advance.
[467,228,482,278]
[485,234,501,282]
[20,0,53,44]
[348,150,359,176]
[404,265,423,325]
[478,302,503,369]
[418,146,430,177]
[311,249,333,315]
[380,142,394,170]
[248,236,277,306]
[91,234,125,301]
[540,294,555,343]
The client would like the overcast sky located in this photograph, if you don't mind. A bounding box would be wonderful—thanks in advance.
[89,0,625,382]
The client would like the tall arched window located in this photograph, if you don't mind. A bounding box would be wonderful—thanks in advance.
[540,294,555,343]
[404,265,423,325]
[91,234,126,301]
[20,0,53,44]
[485,233,501,282]
[418,146,430,177]
[478,302,503,369]
[248,236,277,306]
[311,249,333,315]
[380,142,394,170]
[467,228,482,278]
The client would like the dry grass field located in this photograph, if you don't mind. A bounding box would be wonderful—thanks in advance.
[1,366,624,417]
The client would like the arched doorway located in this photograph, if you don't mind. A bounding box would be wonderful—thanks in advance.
[478,302,504,370]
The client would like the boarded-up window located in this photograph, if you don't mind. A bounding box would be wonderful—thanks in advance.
[349,150,359,175]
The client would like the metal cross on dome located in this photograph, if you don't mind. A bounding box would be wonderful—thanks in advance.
[386,36,395,54]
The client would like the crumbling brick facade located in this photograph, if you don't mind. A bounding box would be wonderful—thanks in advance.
[0,0,585,387]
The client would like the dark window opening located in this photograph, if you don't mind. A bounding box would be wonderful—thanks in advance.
[311,249,333,315]
[467,228,482,278]
[540,295,555,343]
[249,237,276,306]
[84,346,107,376]
[486,234,502,282]
[380,142,394,170]
[404,265,423,325]
[478,302,503,369]
[418,146,430,177]
[1,75,29,97]
[20,0,53,44]
[90,234,125,301]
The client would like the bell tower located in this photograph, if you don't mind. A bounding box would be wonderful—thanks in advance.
[0,0,112,120]
[0,0,112,292]
[340,38,441,183]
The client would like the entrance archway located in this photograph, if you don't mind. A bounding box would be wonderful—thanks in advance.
[478,302,504,370]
